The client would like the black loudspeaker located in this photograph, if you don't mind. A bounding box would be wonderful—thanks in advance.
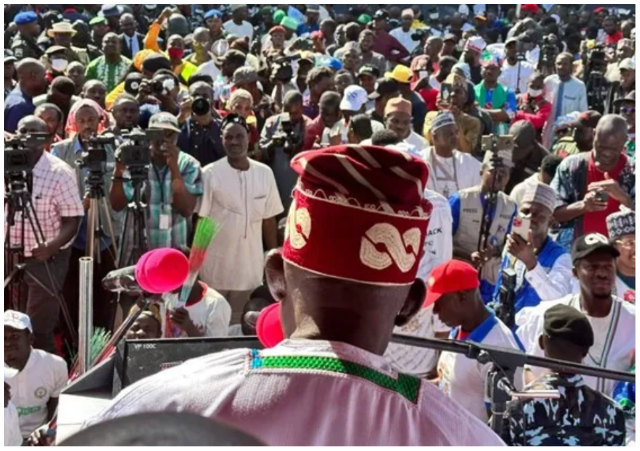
[117,336,262,387]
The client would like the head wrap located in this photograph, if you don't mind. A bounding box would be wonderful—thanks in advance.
[521,182,557,213]
[431,111,457,134]
[607,207,635,241]
[65,99,109,138]
[283,146,432,285]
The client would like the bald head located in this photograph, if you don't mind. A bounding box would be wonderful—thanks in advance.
[16,58,45,79]
[17,115,47,134]
[193,27,211,41]
[15,58,47,97]
[593,114,628,170]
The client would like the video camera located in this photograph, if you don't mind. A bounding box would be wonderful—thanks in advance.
[118,129,162,169]
[79,134,116,172]
[269,113,301,159]
[4,133,49,177]
[271,55,299,83]
[584,44,609,113]
[192,96,211,116]
[538,34,559,70]
[411,28,429,42]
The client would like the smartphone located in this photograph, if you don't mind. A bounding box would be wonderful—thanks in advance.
[481,135,515,153]
[595,192,610,203]
[512,214,531,240]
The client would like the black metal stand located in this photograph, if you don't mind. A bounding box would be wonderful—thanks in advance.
[117,174,148,268]
[4,181,77,345]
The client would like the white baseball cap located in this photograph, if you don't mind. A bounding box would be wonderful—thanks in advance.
[339,85,369,112]
[4,310,33,333]
[619,58,636,71]
[466,36,487,53]
[4,366,19,382]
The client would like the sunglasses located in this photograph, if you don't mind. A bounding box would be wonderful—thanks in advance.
[620,107,636,114]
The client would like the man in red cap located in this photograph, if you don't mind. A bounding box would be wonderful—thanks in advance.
[429,260,523,423]
[86,145,503,446]
[519,4,539,20]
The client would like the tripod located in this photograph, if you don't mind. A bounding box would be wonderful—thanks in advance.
[117,169,149,268]
[4,176,77,345]
[85,172,119,264]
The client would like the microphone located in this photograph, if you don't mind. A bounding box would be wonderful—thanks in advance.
[102,248,190,294]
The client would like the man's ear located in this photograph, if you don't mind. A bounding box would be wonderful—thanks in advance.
[265,249,286,303]
[538,334,545,351]
[395,278,426,327]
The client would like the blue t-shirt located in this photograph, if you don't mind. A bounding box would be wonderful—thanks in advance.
[4,87,35,133]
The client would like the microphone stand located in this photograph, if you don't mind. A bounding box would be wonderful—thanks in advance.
[390,334,635,436]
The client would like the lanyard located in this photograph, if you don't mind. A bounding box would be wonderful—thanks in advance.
[152,164,170,206]
[428,149,459,197]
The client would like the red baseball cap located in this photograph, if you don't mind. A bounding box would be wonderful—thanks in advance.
[424,260,479,308]
[256,303,285,348]
[521,4,539,14]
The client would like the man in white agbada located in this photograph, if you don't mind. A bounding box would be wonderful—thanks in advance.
[606,208,635,304]
[493,182,572,312]
[385,189,453,377]
[517,233,635,395]
[421,111,481,199]
[85,145,504,446]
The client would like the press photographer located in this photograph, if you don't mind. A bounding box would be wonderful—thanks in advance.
[137,70,184,128]
[110,112,203,254]
[260,91,309,212]
[5,116,83,354]
[583,43,610,113]
[177,82,226,167]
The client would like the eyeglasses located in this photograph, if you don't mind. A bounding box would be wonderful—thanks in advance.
[616,239,635,249]
[620,107,636,114]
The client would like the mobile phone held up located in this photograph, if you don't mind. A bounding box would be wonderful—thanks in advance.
[512,214,531,240]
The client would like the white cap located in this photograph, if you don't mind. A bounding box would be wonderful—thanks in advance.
[4,366,18,382]
[619,58,636,71]
[4,310,33,333]
[340,85,369,112]
[230,4,247,12]
[466,36,487,53]
[458,4,470,16]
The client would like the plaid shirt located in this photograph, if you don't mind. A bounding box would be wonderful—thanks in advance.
[5,152,84,257]
[123,151,203,251]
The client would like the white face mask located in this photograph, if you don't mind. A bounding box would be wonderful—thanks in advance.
[528,88,543,98]
[50,58,69,72]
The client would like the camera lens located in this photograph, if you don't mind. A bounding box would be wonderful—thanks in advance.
[192,97,211,116]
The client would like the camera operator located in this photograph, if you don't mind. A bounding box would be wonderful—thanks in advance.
[138,70,183,128]
[178,82,226,167]
[605,58,635,115]
[51,99,121,335]
[408,28,431,61]
[389,9,423,55]
[110,112,204,250]
[109,94,141,140]
[270,55,298,112]
[231,66,275,133]
[499,37,534,94]
[6,116,83,353]
[260,91,310,212]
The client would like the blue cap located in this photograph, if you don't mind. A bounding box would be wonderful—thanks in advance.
[204,9,222,20]
[321,57,343,71]
[14,11,38,25]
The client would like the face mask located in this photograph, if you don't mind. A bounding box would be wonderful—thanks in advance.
[51,58,68,72]
[528,88,543,98]
[167,47,185,60]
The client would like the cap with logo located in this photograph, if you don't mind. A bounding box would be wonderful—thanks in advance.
[373,10,389,21]
[281,17,299,32]
[340,85,369,112]
[283,145,432,286]
[4,310,33,333]
[385,65,413,85]
[424,260,480,307]
[607,207,635,241]
[149,112,181,134]
[4,50,17,64]
[431,111,457,134]
[543,304,594,349]
[571,233,620,264]
[465,36,487,53]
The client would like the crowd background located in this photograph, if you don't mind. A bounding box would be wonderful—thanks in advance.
[3,3,637,447]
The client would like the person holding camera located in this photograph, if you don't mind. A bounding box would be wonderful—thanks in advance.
[110,112,204,252]
[260,91,310,212]
[390,9,424,55]
[178,81,226,167]
[231,66,275,133]
[552,115,635,250]
[493,183,572,314]
[499,37,534,95]
[198,114,283,325]
[138,70,184,129]
[605,57,635,115]
[7,116,84,354]
[52,98,123,335]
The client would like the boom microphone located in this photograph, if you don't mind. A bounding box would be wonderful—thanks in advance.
[102,248,190,294]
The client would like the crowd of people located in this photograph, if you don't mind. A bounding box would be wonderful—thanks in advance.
[3,3,636,446]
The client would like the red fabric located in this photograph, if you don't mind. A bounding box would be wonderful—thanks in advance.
[417,88,439,111]
[521,4,539,13]
[135,248,190,294]
[513,94,552,131]
[303,116,324,150]
[605,31,624,46]
[424,260,479,307]
[582,153,627,237]
[372,30,409,62]
[282,145,432,286]
[457,329,472,341]
[256,303,284,348]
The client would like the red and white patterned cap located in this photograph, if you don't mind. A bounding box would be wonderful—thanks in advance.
[282,145,432,286]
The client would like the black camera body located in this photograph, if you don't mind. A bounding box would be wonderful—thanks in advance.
[585,44,609,113]
[4,133,50,175]
[80,134,115,173]
[270,113,301,158]
[411,28,429,42]
[192,96,211,116]
[119,129,156,168]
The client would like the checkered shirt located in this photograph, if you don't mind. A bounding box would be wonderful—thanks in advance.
[5,152,84,257]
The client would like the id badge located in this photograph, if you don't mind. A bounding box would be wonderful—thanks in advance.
[159,214,171,230]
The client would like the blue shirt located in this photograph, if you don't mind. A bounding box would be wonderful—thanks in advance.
[297,22,320,36]
[4,87,35,133]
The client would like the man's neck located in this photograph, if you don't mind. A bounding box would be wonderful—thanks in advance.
[580,291,613,318]
[532,233,548,251]
[228,155,250,170]
[361,49,372,57]
[434,145,454,158]
[104,53,120,64]
[187,281,203,304]
[559,74,571,82]
[507,56,517,66]
[618,261,635,278]
[233,18,243,26]
[460,303,491,333]
[152,155,166,168]
[401,26,410,33]
[483,80,498,89]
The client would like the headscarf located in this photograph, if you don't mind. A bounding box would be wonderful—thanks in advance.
[65,99,109,138]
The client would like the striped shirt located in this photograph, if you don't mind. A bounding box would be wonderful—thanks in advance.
[122,152,203,252]
[5,152,84,257]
